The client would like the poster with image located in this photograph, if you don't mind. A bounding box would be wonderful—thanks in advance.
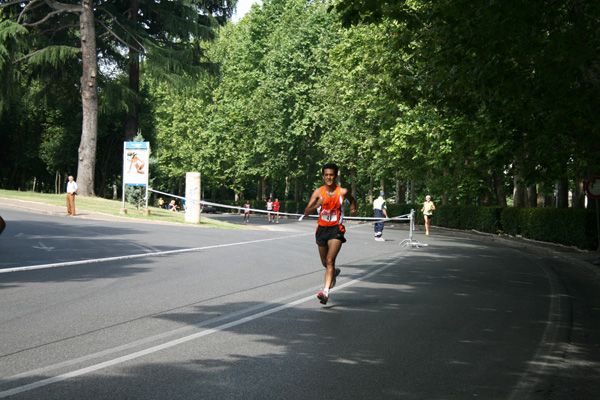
[123,142,150,186]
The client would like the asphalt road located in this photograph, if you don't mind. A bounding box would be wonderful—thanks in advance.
[1,207,599,399]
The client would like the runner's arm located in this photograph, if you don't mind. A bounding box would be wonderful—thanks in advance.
[341,188,358,216]
[303,188,323,217]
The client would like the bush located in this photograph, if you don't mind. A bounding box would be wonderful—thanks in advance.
[498,206,598,249]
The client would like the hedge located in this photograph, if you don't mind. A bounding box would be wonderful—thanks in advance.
[500,207,597,249]
[207,198,598,250]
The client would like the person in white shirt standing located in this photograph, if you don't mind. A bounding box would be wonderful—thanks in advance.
[373,192,389,241]
[66,175,78,216]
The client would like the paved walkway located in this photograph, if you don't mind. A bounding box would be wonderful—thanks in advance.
[0,197,193,225]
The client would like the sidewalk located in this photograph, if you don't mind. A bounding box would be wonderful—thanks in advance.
[0,197,186,225]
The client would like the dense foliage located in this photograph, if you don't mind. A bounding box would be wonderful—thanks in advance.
[1,0,598,214]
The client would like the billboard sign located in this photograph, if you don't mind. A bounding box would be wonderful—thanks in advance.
[123,141,149,186]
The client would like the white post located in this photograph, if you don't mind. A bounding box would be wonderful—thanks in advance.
[409,209,415,241]
[185,172,201,224]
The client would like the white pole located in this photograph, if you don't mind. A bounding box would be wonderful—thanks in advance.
[185,172,201,224]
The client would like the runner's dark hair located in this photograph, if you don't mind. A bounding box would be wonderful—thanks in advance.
[322,163,338,176]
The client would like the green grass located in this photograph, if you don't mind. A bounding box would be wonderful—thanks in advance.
[0,189,243,229]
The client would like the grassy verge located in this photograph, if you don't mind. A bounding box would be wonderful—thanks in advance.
[0,189,243,229]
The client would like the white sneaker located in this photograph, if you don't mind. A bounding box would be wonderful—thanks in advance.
[375,237,384,241]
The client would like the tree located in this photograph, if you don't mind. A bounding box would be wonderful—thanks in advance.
[97,0,237,141]
[1,0,99,195]
[331,0,600,205]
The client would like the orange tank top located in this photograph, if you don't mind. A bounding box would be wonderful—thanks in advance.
[318,186,344,227]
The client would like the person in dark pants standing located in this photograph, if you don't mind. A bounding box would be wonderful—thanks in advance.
[373,192,389,241]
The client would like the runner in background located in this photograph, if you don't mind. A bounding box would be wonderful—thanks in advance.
[300,163,357,305]
[266,198,273,223]
[273,198,280,223]
[421,195,436,236]
[243,200,251,224]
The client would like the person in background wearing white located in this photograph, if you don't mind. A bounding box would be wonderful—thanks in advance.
[66,175,78,216]
[373,192,389,241]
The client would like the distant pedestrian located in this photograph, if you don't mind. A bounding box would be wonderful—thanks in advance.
[66,175,78,216]
[373,192,389,241]
[266,198,273,223]
[421,195,436,235]
[273,198,280,223]
[244,201,251,224]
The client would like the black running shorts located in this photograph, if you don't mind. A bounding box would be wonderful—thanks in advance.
[315,224,346,247]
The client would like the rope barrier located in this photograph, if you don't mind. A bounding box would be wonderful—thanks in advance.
[148,187,427,247]
[147,188,411,223]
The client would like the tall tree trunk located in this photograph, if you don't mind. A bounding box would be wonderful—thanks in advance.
[76,0,98,197]
[492,171,507,206]
[350,167,357,201]
[538,181,554,207]
[294,178,299,202]
[124,0,140,141]
[285,176,290,200]
[527,185,537,207]
[513,169,526,207]
[556,179,569,208]
[55,170,60,194]
[261,176,267,201]
[368,176,373,203]
[379,178,385,195]
[395,171,400,203]
[442,168,450,205]
[573,177,586,209]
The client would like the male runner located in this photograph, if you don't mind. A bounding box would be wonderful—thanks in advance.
[301,163,357,304]
[273,198,280,223]
[266,198,273,223]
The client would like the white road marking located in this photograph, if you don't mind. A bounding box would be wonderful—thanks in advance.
[0,255,403,398]
[0,233,312,274]
[32,242,54,251]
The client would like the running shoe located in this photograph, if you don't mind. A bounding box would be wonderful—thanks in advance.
[375,237,385,241]
[330,268,341,289]
[317,290,328,305]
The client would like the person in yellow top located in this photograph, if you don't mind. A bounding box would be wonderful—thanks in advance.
[421,195,436,236]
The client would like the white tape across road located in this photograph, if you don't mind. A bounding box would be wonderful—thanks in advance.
[148,188,413,222]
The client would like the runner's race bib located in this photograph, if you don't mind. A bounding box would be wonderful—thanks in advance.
[320,209,338,222]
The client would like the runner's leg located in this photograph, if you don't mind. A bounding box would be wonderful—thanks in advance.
[319,239,342,289]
